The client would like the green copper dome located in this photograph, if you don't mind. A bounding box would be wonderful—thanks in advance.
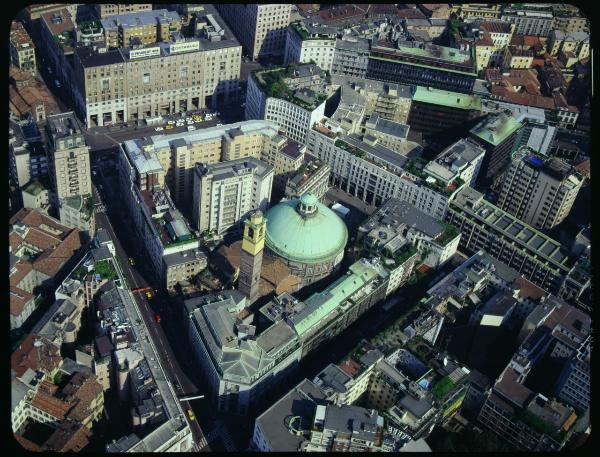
[265,194,348,264]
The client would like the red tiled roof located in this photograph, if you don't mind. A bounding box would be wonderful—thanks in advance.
[490,86,556,109]
[574,159,590,178]
[11,334,63,378]
[418,264,431,274]
[397,8,426,19]
[339,357,362,377]
[516,278,547,301]
[10,286,35,317]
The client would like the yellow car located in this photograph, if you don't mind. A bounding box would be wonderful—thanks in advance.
[165,124,174,130]
[187,408,196,421]
[192,115,201,122]
[146,291,152,299]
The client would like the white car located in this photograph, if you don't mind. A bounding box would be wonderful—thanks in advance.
[187,125,196,131]
[155,126,164,132]
[217,123,223,126]
[55,80,61,88]
[167,120,175,125]
[186,120,194,125]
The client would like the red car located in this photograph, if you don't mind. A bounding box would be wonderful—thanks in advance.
[155,313,161,323]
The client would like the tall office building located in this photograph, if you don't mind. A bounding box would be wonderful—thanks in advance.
[367,41,478,94]
[45,113,91,201]
[497,149,583,231]
[407,86,483,137]
[238,211,267,304]
[469,111,522,187]
[216,4,292,60]
[192,157,274,235]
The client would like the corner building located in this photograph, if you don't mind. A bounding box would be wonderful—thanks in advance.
[72,5,241,127]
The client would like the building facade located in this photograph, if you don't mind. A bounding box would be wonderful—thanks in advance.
[469,111,522,187]
[366,42,478,94]
[10,21,36,74]
[407,86,483,137]
[307,124,456,218]
[192,157,274,234]
[284,22,337,71]
[45,113,92,202]
[445,187,572,294]
[72,6,241,127]
[216,4,292,60]
[285,159,331,201]
[331,38,370,79]
[497,149,583,231]
[94,4,152,19]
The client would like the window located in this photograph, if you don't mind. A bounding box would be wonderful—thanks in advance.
[101,78,110,92]
[143,73,150,84]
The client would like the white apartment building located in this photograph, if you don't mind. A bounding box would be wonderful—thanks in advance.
[424,138,486,187]
[284,22,337,71]
[216,4,292,60]
[193,157,274,234]
[306,123,458,219]
[246,71,327,144]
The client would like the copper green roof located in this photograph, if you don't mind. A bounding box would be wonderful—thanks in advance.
[470,112,522,147]
[291,259,383,336]
[413,86,482,111]
[265,194,348,264]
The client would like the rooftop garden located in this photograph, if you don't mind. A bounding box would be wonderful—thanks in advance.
[53,31,73,50]
[335,138,367,158]
[515,409,571,444]
[383,243,419,268]
[431,375,456,400]
[435,222,460,247]
[94,260,118,281]
[404,156,429,178]
[256,65,327,110]
[291,21,336,41]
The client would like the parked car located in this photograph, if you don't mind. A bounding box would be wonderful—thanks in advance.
[155,313,161,323]
[55,80,61,88]
[155,126,164,132]
[167,120,175,125]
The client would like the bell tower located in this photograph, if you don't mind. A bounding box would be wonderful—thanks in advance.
[238,210,266,304]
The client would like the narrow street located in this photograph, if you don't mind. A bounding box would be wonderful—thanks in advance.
[92,159,209,450]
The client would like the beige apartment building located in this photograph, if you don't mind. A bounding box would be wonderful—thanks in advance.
[95,4,152,19]
[193,157,274,234]
[123,120,283,214]
[216,4,292,60]
[497,148,583,231]
[45,113,91,201]
[73,5,241,127]
[10,21,36,74]
[101,9,182,49]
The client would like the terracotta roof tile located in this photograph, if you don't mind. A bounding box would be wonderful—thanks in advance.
[11,334,63,377]
[10,285,35,316]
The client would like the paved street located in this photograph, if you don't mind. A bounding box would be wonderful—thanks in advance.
[92,160,210,450]
[84,115,223,151]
